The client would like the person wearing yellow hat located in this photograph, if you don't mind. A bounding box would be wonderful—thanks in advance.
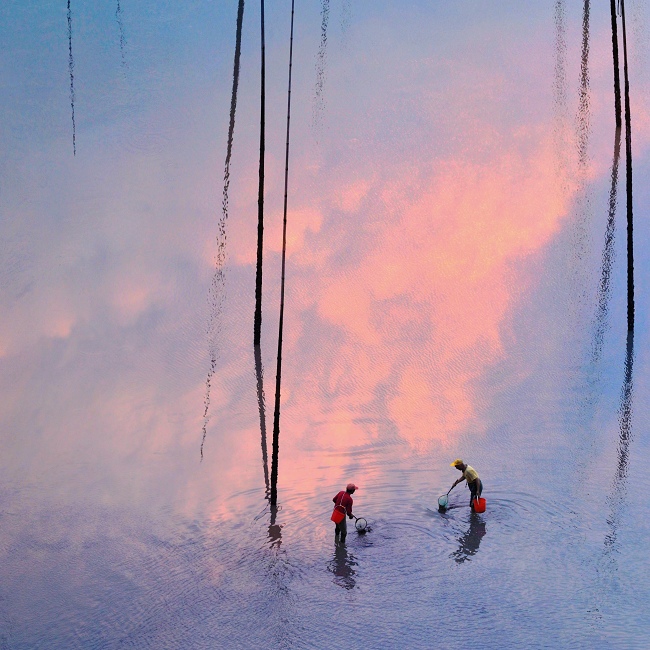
[450,459,483,509]
[332,483,358,544]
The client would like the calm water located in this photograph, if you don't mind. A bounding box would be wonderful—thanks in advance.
[1,1,650,648]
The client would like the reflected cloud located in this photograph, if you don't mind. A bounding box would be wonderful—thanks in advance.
[3,0,650,529]
[3,4,650,644]
[280,134,573,450]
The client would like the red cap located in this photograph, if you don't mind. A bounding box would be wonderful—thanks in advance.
[346,483,359,491]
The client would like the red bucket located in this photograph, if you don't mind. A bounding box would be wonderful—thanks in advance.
[473,497,486,513]
[331,505,346,524]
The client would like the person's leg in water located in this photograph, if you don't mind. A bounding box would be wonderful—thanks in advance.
[469,480,477,508]
[469,479,483,508]
[335,517,347,544]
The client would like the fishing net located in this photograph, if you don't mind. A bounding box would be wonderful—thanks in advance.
[355,518,368,532]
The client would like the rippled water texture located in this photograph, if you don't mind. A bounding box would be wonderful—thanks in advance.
[1,1,650,648]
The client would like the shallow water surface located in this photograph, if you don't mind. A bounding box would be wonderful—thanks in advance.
[1,1,650,648]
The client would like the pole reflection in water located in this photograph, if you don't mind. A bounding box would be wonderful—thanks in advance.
[329,546,357,590]
[268,505,283,549]
[313,0,330,141]
[553,0,567,151]
[571,0,593,298]
[602,331,635,576]
[450,513,487,564]
[255,344,270,496]
[576,0,591,170]
[116,0,127,67]
[620,0,635,331]
[67,0,76,155]
[201,0,245,459]
[254,0,266,349]
[591,126,621,364]
[609,0,622,128]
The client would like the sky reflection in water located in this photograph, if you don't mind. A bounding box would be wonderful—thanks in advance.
[1,1,650,648]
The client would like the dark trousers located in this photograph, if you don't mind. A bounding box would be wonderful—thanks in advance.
[469,479,483,507]
[335,517,348,542]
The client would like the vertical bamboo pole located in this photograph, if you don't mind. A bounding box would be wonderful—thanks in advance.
[620,0,634,331]
[270,0,296,506]
[254,0,266,347]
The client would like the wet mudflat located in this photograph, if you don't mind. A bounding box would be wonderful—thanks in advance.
[1,2,650,648]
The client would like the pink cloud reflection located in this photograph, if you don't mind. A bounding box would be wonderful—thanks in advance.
[279,131,572,450]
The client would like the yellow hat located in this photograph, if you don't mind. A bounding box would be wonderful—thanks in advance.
[450,458,464,467]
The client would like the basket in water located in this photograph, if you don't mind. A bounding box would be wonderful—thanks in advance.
[473,497,486,513]
[331,505,346,524]
[355,518,367,532]
[438,495,449,509]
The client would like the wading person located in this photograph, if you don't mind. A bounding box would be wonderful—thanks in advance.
[332,483,357,545]
[450,459,482,509]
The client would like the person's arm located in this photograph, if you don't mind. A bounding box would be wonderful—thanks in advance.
[452,476,466,488]
[346,496,354,519]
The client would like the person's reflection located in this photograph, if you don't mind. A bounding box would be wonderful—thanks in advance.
[267,505,283,549]
[328,545,357,590]
[450,513,486,564]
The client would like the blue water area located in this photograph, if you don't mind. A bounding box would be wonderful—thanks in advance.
[1,1,650,648]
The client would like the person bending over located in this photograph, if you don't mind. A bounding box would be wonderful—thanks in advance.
[450,459,483,509]
[332,483,358,544]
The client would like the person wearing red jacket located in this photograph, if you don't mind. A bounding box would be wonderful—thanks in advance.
[332,483,358,544]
